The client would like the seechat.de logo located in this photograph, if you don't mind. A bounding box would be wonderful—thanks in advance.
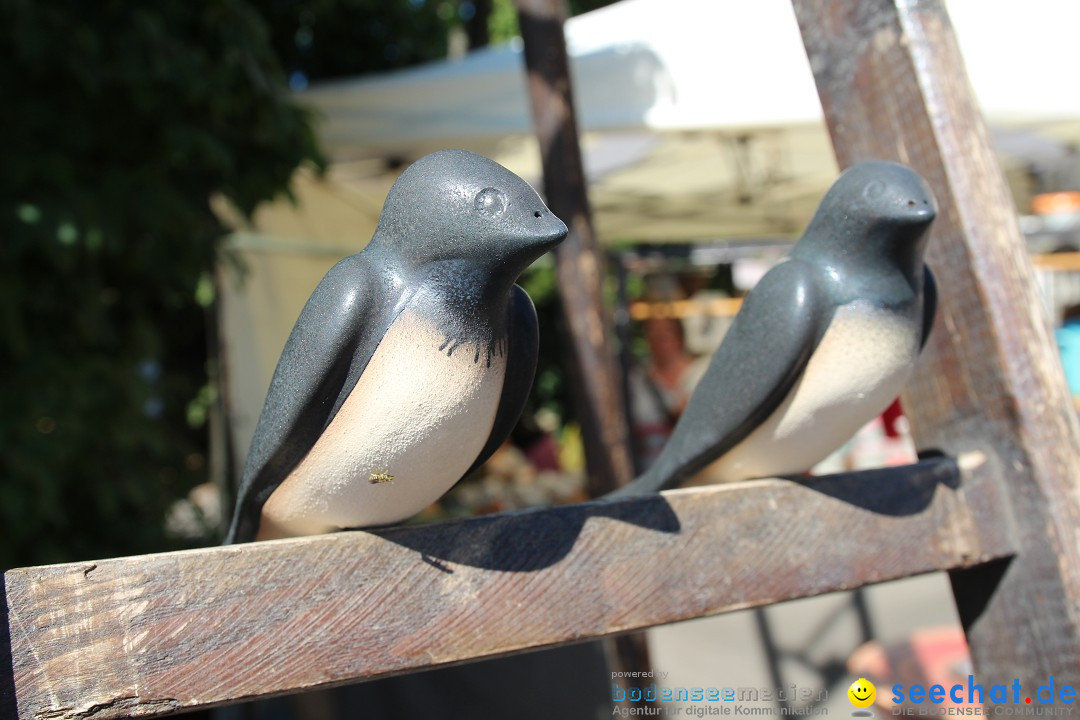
[891,676,1076,707]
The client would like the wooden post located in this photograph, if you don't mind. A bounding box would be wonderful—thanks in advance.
[794,0,1080,691]
[512,0,635,496]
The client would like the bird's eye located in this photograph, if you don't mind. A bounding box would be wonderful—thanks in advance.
[474,187,507,217]
[862,180,885,200]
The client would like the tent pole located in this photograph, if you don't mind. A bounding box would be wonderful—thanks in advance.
[513,0,652,701]
[513,0,636,497]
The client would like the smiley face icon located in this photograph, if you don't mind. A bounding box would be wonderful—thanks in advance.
[848,678,876,708]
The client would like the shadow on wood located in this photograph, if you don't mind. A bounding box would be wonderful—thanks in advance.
[791,456,960,515]
[381,492,680,571]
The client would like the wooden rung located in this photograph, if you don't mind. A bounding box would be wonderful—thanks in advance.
[1,457,1014,719]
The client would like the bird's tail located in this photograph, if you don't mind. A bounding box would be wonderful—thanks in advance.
[606,467,665,499]
[605,432,704,499]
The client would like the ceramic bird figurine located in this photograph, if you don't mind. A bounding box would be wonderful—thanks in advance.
[226,150,568,543]
[613,160,938,496]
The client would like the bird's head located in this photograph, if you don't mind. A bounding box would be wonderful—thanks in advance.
[795,160,937,283]
[369,150,567,278]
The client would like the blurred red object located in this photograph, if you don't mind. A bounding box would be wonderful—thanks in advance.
[881,398,905,439]
[524,433,562,472]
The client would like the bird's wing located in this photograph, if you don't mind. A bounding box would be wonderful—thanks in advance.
[463,284,539,478]
[613,259,831,496]
[920,265,937,350]
[225,256,379,543]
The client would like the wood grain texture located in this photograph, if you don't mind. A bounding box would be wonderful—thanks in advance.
[1,459,1012,720]
[513,0,635,494]
[794,0,1080,689]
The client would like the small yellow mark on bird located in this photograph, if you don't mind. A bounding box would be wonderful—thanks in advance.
[848,678,876,709]
[369,468,394,484]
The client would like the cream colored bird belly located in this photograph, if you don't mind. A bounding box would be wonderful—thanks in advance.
[710,304,918,483]
[258,310,506,540]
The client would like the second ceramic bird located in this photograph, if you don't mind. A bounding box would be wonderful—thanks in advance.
[614,160,938,496]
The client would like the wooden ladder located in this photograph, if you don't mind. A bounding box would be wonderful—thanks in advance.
[4,1,1079,716]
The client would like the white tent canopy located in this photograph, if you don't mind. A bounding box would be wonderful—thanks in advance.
[244,0,1080,251]
[301,0,1080,161]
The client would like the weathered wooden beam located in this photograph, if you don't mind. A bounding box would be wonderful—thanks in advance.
[513,0,636,495]
[794,0,1080,690]
[1,458,1012,720]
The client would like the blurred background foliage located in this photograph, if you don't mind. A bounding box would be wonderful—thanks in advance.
[265,0,619,86]
[0,0,324,568]
[0,0,616,571]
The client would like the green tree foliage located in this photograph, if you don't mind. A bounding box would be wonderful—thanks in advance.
[262,0,623,85]
[262,0,458,84]
[488,0,621,43]
[0,0,323,568]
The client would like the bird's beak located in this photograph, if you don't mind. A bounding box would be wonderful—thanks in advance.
[535,211,569,250]
[903,199,936,226]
